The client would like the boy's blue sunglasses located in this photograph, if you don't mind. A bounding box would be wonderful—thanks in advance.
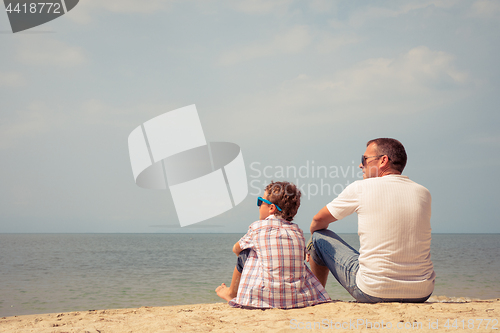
[257,197,282,212]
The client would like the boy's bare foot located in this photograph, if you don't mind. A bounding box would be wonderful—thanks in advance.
[215,283,236,302]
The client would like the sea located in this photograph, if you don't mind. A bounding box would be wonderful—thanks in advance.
[1,233,499,317]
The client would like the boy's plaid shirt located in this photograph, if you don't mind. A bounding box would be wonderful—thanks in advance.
[229,215,331,309]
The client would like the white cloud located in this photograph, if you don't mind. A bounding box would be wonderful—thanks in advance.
[65,0,174,24]
[471,0,500,18]
[399,0,458,13]
[315,33,359,54]
[0,102,59,149]
[218,25,360,64]
[390,46,467,84]
[214,46,470,136]
[89,0,169,13]
[347,0,459,27]
[230,0,293,15]
[0,100,107,150]
[79,99,184,129]
[274,46,468,114]
[0,98,186,150]
[17,37,86,67]
[65,0,309,22]
[218,25,311,65]
[308,0,335,13]
[0,72,26,87]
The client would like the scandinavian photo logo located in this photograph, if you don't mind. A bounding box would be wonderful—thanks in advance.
[128,105,248,227]
[4,0,79,33]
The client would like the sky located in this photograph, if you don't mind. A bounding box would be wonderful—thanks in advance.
[1,0,499,234]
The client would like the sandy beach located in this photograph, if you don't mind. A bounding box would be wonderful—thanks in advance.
[1,297,499,333]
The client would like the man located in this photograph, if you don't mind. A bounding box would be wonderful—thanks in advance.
[307,138,435,303]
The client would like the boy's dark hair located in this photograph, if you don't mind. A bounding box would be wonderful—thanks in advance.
[366,138,407,173]
[264,181,301,222]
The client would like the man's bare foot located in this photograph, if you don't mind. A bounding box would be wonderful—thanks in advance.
[215,283,236,302]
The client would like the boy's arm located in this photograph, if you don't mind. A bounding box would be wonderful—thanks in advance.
[235,221,257,255]
[233,241,243,255]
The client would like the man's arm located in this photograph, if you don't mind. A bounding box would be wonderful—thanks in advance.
[310,206,337,233]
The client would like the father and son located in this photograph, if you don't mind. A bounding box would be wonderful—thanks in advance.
[215,138,436,308]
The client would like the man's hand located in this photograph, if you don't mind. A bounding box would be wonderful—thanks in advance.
[310,206,337,233]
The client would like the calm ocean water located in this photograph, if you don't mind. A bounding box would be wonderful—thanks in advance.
[1,233,499,317]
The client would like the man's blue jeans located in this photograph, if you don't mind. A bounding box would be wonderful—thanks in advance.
[308,229,430,303]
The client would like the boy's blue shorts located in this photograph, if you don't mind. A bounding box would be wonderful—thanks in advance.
[236,248,251,273]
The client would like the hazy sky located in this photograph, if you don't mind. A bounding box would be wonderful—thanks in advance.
[1,0,499,234]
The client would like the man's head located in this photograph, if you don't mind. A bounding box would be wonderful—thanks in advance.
[259,181,301,221]
[359,138,407,179]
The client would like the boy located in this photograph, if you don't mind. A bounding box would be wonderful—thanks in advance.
[215,181,330,308]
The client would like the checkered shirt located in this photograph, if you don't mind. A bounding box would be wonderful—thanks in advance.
[229,215,331,309]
